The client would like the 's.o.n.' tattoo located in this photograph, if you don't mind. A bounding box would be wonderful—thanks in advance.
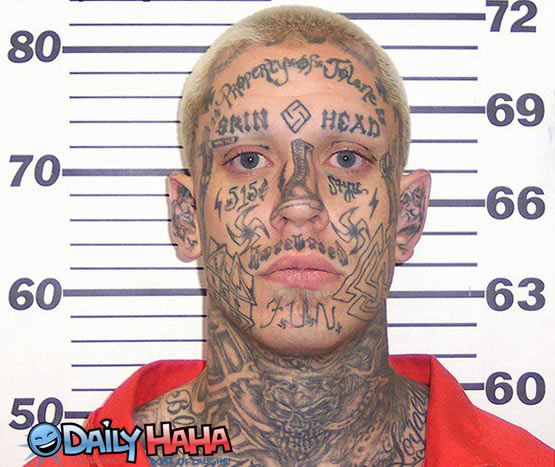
[261,296,342,333]
[215,179,268,219]
[215,108,268,136]
[206,238,256,329]
[271,138,324,222]
[321,109,381,137]
[327,175,369,202]
[280,99,312,133]
[248,235,349,271]
[211,136,238,148]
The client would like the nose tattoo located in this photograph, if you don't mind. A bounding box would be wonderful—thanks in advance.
[271,139,324,221]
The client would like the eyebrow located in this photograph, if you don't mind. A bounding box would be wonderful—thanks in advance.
[223,144,270,159]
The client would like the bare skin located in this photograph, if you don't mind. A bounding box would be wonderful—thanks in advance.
[135,35,432,466]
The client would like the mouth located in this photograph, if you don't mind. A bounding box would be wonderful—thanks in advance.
[260,255,343,290]
[36,438,58,454]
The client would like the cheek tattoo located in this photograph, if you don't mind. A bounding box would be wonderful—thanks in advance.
[215,179,269,220]
[206,238,257,330]
[368,187,379,219]
[226,205,270,254]
[328,175,369,203]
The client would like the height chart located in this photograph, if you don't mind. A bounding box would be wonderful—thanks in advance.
[1,0,553,464]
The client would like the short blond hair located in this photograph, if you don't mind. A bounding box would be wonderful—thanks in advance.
[178,5,410,172]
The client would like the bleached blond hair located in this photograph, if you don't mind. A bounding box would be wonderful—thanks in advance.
[178,5,410,172]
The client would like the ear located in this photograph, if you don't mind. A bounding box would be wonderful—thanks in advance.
[395,169,431,263]
[167,171,202,261]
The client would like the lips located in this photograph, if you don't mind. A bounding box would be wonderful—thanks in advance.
[260,255,343,290]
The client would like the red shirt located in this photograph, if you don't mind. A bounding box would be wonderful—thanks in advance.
[25,355,553,466]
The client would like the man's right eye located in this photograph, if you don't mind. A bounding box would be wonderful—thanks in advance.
[228,151,270,171]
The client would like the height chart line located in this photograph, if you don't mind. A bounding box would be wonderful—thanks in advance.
[62,45,477,54]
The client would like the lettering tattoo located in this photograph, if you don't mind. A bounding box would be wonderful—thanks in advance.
[171,184,197,251]
[215,179,268,219]
[271,138,324,222]
[321,109,382,137]
[328,175,369,202]
[248,235,349,271]
[210,135,238,148]
[203,54,386,117]
[262,295,342,333]
[280,99,312,133]
[215,108,268,136]
[327,383,428,466]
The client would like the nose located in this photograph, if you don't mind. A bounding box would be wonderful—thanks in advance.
[270,139,329,232]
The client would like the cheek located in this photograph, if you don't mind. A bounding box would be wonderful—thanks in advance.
[203,179,272,242]
[323,174,388,220]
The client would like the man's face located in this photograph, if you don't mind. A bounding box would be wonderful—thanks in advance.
[190,41,402,355]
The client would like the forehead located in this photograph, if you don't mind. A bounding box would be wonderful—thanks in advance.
[202,40,392,127]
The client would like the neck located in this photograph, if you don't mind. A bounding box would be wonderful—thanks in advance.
[189,301,428,465]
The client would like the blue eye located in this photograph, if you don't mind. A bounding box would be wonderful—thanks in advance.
[334,150,359,168]
[228,151,270,171]
[239,152,260,169]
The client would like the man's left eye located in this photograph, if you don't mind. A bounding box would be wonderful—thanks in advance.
[228,152,270,171]
[328,150,366,169]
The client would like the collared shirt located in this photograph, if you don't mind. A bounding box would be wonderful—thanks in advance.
[25,355,553,466]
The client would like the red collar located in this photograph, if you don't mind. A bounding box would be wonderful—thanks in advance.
[91,355,499,466]
[28,355,552,466]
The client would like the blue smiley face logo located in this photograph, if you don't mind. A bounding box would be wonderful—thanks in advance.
[27,423,62,457]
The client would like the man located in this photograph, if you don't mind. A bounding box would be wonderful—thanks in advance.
[26,5,552,467]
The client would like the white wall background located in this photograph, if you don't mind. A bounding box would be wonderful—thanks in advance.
[1,0,553,464]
